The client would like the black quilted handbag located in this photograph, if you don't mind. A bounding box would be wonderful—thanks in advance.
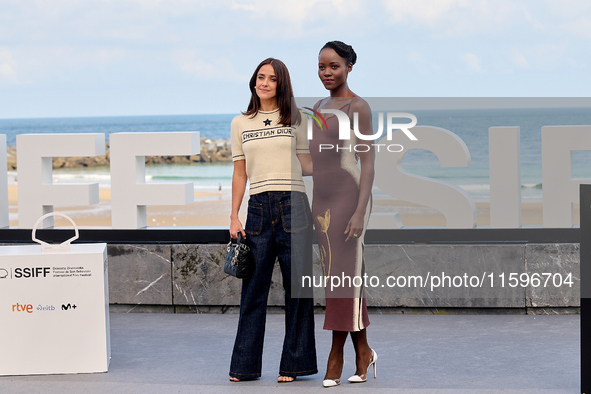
[224,234,254,279]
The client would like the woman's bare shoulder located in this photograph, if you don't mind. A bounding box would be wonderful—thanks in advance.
[312,97,329,110]
[350,96,370,112]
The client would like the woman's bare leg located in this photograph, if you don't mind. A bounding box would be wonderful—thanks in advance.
[325,330,348,380]
[351,328,373,377]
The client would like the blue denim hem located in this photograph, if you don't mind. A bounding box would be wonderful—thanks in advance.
[228,371,261,380]
[278,368,319,378]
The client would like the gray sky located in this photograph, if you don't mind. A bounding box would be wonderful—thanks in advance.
[1,0,590,119]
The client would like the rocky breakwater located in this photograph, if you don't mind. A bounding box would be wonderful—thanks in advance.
[6,137,232,170]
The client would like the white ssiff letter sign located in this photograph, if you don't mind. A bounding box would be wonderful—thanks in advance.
[373,126,476,229]
[304,107,591,229]
[382,125,591,228]
[11,132,199,229]
[16,134,105,228]
[374,125,591,229]
[3,122,590,229]
[110,132,200,229]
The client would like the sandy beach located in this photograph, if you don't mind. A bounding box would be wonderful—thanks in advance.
[8,184,578,228]
[7,185,236,228]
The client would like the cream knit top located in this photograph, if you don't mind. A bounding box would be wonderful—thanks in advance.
[231,109,309,195]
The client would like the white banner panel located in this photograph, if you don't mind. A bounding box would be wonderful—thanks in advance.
[0,243,110,375]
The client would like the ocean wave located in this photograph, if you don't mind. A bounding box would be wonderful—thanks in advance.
[457,183,544,191]
[151,175,232,181]
[521,183,543,189]
[458,184,490,191]
[53,173,112,181]
[52,173,234,182]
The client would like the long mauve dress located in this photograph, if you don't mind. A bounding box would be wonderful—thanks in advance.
[309,100,371,332]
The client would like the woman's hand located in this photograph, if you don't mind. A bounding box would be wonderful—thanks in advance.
[230,216,246,240]
[344,211,365,242]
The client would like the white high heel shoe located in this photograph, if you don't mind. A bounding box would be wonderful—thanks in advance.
[322,378,341,388]
[347,348,377,383]
[322,360,344,388]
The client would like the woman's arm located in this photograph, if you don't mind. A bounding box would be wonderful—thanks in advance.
[296,105,317,176]
[230,160,248,239]
[344,98,375,242]
[297,153,313,175]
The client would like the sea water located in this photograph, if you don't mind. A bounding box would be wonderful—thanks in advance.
[1,108,590,202]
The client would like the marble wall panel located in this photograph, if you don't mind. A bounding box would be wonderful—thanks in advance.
[525,243,580,307]
[362,244,526,307]
[171,244,286,306]
[308,244,526,308]
[104,243,580,309]
[107,244,172,305]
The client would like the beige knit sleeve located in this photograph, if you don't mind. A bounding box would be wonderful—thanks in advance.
[294,110,310,155]
[230,116,245,162]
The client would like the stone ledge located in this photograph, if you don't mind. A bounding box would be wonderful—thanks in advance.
[107,305,581,315]
[104,243,580,309]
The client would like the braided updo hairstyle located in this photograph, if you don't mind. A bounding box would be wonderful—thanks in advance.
[320,41,357,66]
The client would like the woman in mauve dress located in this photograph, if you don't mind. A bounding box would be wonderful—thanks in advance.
[309,41,377,388]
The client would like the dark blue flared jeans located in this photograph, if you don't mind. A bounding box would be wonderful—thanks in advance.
[229,191,317,379]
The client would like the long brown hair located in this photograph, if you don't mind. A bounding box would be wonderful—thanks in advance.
[243,58,301,126]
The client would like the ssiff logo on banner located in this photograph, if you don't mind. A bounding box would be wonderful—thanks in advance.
[303,108,418,152]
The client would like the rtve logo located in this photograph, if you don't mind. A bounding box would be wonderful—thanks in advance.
[12,303,33,313]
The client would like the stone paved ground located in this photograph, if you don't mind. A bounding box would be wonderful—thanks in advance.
[0,313,580,393]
